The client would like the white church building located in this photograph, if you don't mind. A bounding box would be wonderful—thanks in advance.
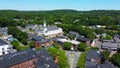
[36,20,63,38]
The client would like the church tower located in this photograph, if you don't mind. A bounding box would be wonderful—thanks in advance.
[43,19,46,27]
[43,19,47,33]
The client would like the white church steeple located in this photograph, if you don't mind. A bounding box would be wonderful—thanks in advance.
[43,19,47,33]
[43,19,46,27]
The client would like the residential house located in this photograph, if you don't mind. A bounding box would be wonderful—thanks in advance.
[0,27,8,35]
[85,50,101,68]
[0,39,13,55]
[68,31,80,37]
[77,36,90,45]
[101,40,118,51]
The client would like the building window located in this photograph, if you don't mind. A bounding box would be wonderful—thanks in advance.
[2,48,4,50]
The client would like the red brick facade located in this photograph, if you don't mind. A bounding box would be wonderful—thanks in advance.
[9,58,38,68]
[34,40,53,48]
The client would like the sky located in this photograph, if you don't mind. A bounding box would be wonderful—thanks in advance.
[0,0,120,11]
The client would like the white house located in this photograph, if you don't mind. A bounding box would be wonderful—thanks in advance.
[0,39,13,55]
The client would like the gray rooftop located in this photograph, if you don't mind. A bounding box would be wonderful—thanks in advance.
[35,49,58,68]
[0,49,38,68]
[0,39,8,45]
[86,50,101,61]
[85,61,97,68]
[101,40,119,50]
[46,26,60,31]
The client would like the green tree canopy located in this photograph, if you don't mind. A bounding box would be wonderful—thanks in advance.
[48,48,69,68]
[62,42,72,50]
[101,51,110,62]
[77,43,87,51]
[110,53,120,68]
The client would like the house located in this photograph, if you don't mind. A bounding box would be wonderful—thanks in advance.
[68,31,80,37]
[27,34,53,48]
[0,27,8,35]
[0,39,13,55]
[0,49,58,68]
[85,50,101,68]
[77,36,90,45]
[86,50,101,64]
[101,40,119,51]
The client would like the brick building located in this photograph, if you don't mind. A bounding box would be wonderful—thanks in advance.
[0,49,58,68]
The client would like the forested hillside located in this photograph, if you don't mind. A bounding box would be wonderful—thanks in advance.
[0,10,120,27]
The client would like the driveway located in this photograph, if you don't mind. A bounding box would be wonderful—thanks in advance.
[66,51,81,68]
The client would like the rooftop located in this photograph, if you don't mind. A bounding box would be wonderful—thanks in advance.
[46,26,60,31]
[0,39,8,45]
[35,49,58,68]
[0,49,38,68]
[86,50,101,61]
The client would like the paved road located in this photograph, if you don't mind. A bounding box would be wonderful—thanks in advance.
[66,51,81,68]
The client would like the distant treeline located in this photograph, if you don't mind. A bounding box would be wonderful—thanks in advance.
[0,10,120,27]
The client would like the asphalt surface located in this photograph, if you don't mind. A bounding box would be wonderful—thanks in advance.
[66,51,81,68]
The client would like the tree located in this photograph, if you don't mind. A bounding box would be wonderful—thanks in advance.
[110,53,120,67]
[28,41,34,48]
[8,26,28,45]
[48,48,69,68]
[62,42,72,50]
[68,35,74,40]
[77,43,87,51]
[101,51,110,62]
[11,40,29,51]
[76,52,86,68]
[52,42,60,49]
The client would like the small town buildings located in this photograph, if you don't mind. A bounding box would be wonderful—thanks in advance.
[25,20,63,38]
[37,20,63,38]
[0,27,8,35]
[0,49,58,68]
[77,36,90,45]
[0,39,13,55]
[101,40,118,51]
[27,34,52,48]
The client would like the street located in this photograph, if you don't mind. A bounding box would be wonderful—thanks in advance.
[66,51,81,68]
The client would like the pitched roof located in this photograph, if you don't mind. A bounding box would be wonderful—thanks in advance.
[35,49,58,68]
[86,50,101,61]
[0,49,38,68]
[97,63,115,68]
[46,26,60,31]
[85,61,97,68]
[77,36,90,42]
[32,36,45,41]
[0,39,8,45]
